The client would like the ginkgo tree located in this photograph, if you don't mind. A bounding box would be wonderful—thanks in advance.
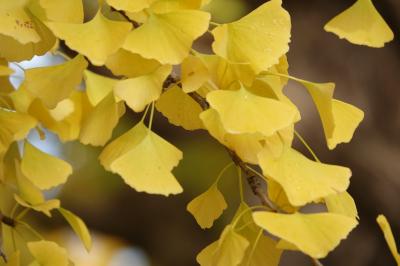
[0,0,396,265]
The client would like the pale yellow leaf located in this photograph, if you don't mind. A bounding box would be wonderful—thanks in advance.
[324,0,394,47]
[253,211,358,258]
[156,85,203,130]
[258,148,351,206]
[21,141,72,190]
[187,184,227,229]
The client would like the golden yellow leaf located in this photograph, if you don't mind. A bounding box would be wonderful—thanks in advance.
[3,251,20,266]
[39,0,83,23]
[58,208,92,252]
[0,11,56,62]
[0,0,40,44]
[80,93,125,146]
[48,99,75,122]
[187,184,227,229]
[181,55,209,93]
[15,160,44,206]
[324,0,394,47]
[114,65,171,112]
[258,148,351,206]
[325,191,358,219]
[150,0,204,13]
[24,55,87,109]
[105,49,161,78]
[0,108,37,162]
[200,108,264,164]
[206,86,299,136]
[84,70,117,106]
[28,241,69,266]
[0,65,13,76]
[99,122,183,196]
[47,11,132,65]
[203,225,249,266]
[14,194,60,217]
[28,92,84,142]
[267,179,298,213]
[156,85,203,130]
[253,211,358,258]
[199,53,256,90]
[123,10,210,64]
[377,215,400,265]
[211,0,290,73]
[21,141,72,190]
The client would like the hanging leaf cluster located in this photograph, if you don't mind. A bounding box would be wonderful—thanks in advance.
[0,0,394,265]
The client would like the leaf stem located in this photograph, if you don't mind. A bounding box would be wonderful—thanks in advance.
[294,130,320,162]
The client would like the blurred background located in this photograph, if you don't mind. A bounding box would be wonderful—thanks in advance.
[15,0,400,265]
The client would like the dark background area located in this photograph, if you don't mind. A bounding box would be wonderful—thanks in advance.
[31,0,400,265]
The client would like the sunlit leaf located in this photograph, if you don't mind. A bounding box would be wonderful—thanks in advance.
[324,0,393,47]
[187,184,227,229]
[123,10,210,64]
[376,215,400,265]
[39,0,84,23]
[206,86,299,136]
[24,55,87,109]
[258,147,351,206]
[21,141,72,190]
[58,208,92,252]
[105,49,161,78]
[211,0,290,73]
[325,191,358,219]
[253,211,358,258]
[99,122,183,196]
[28,241,69,266]
[156,85,203,130]
[47,11,132,65]
[114,65,171,112]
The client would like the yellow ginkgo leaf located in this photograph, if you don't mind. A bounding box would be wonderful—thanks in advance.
[99,122,183,196]
[47,11,132,66]
[274,74,364,150]
[187,184,227,229]
[84,70,117,106]
[123,10,210,64]
[114,65,171,112]
[156,85,203,130]
[258,148,351,206]
[107,0,154,13]
[206,86,299,136]
[21,141,72,190]
[15,160,44,206]
[199,225,249,266]
[0,10,56,62]
[105,49,161,78]
[325,191,358,219]
[14,194,60,217]
[0,0,40,44]
[28,241,69,266]
[80,93,125,146]
[330,99,364,149]
[39,0,83,23]
[253,211,358,258]
[377,215,400,265]
[239,228,282,266]
[28,92,84,142]
[0,108,37,161]
[58,208,92,252]
[24,55,87,109]
[199,53,256,90]
[181,55,209,93]
[211,0,291,73]
[200,108,264,164]
[48,98,75,122]
[267,179,297,213]
[324,0,394,48]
